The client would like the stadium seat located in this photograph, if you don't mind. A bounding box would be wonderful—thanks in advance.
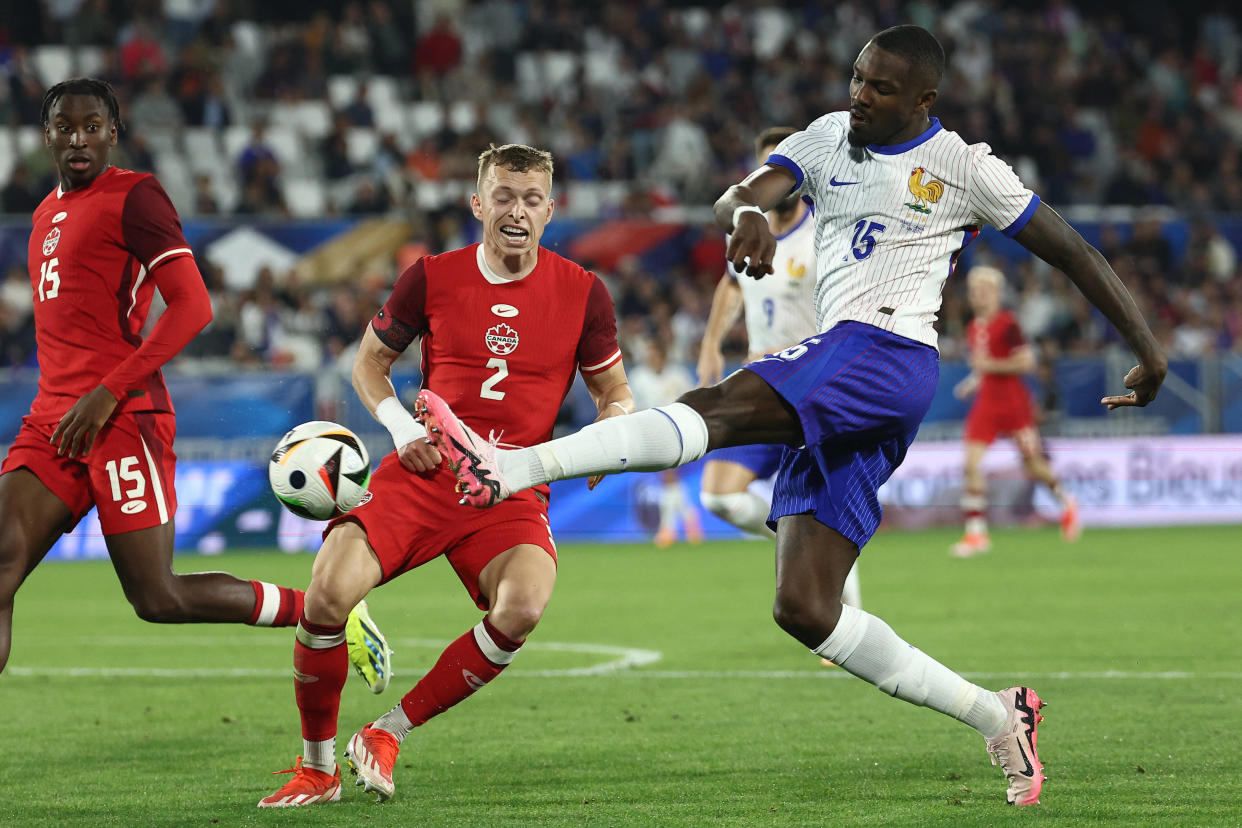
[366,76,401,111]
[154,152,194,213]
[32,45,73,87]
[448,101,477,134]
[345,128,379,167]
[183,128,224,176]
[291,101,334,140]
[407,102,444,138]
[283,178,327,218]
[264,126,304,168]
[14,127,42,157]
[76,46,106,78]
[327,75,358,109]
[0,129,14,185]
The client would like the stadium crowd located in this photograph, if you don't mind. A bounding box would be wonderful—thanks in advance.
[2,0,1242,374]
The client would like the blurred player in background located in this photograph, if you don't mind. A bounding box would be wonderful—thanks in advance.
[0,79,386,690]
[629,337,702,547]
[421,26,1167,807]
[259,144,631,807]
[951,266,1080,558]
[697,126,861,610]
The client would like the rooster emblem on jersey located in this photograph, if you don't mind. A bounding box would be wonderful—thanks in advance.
[485,323,519,355]
[905,167,944,214]
[786,258,806,280]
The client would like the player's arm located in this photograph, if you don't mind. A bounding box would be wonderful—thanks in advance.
[972,344,1036,375]
[358,258,440,472]
[697,276,744,386]
[352,325,440,473]
[1013,202,1166,408]
[714,164,797,279]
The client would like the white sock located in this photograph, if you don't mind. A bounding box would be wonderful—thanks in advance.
[842,562,862,609]
[658,480,685,533]
[813,604,1008,738]
[700,490,775,538]
[500,403,709,491]
[303,737,336,773]
[374,703,415,744]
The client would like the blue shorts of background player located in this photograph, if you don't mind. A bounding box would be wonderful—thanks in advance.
[743,321,939,549]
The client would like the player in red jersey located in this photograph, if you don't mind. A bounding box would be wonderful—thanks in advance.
[0,79,387,690]
[950,266,1080,557]
[258,144,631,807]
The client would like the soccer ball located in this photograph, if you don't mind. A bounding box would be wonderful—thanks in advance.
[269,421,371,520]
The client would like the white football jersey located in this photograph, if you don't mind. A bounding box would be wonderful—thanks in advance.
[727,205,819,354]
[628,362,696,410]
[769,113,1039,349]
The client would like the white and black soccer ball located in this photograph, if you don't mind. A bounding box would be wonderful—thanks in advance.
[269,421,371,520]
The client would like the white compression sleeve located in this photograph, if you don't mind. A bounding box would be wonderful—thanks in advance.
[502,403,710,490]
[375,395,426,451]
[813,604,1007,738]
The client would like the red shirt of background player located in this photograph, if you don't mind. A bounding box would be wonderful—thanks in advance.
[965,309,1033,416]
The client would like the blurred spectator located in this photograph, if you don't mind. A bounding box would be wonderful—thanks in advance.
[128,77,185,132]
[193,174,220,215]
[1,167,40,215]
[118,18,169,81]
[413,15,463,93]
[236,121,286,214]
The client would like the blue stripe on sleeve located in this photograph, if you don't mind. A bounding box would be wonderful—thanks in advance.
[766,153,804,194]
[1001,194,1041,238]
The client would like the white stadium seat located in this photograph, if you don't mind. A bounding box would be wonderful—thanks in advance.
[263,126,303,168]
[327,75,358,109]
[15,127,42,157]
[291,101,334,140]
[0,128,15,186]
[448,100,477,133]
[33,45,73,86]
[345,127,378,167]
[407,101,444,138]
[283,177,327,217]
[183,128,224,176]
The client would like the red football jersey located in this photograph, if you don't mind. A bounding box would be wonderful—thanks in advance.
[27,166,194,421]
[373,244,621,448]
[966,309,1031,410]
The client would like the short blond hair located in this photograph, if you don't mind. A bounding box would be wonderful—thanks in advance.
[477,143,554,190]
[967,265,1005,290]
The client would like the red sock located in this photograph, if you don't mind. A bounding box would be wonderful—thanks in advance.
[293,616,348,741]
[399,616,523,728]
[247,581,305,627]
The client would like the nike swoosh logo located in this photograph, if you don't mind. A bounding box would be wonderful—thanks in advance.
[1015,740,1035,778]
[830,176,861,186]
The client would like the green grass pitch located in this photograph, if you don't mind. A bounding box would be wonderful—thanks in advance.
[2,525,1239,826]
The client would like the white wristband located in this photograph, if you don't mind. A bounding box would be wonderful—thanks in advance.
[732,204,763,230]
[375,396,426,450]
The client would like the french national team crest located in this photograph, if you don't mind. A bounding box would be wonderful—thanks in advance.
[42,227,61,256]
[905,167,944,214]
[485,323,519,355]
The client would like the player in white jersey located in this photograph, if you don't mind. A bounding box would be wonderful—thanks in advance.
[420,26,1166,807]
[698,127,862,610]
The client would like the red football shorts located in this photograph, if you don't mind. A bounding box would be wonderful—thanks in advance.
[1,411,178,534]
[963,400,1036,446]
[328,452,557,610]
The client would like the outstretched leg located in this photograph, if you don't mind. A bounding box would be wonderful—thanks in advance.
[952,440,993,557]
[0,469,75,673]
[420,369,802,506]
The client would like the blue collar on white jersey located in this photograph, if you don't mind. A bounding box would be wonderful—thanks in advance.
[867,117,942,155]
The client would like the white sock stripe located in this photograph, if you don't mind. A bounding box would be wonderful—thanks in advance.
[473,622,518,666]
[296,623,346,649]
[961,493,987,510]
[255,581,280,626]
[653,403,709,464]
